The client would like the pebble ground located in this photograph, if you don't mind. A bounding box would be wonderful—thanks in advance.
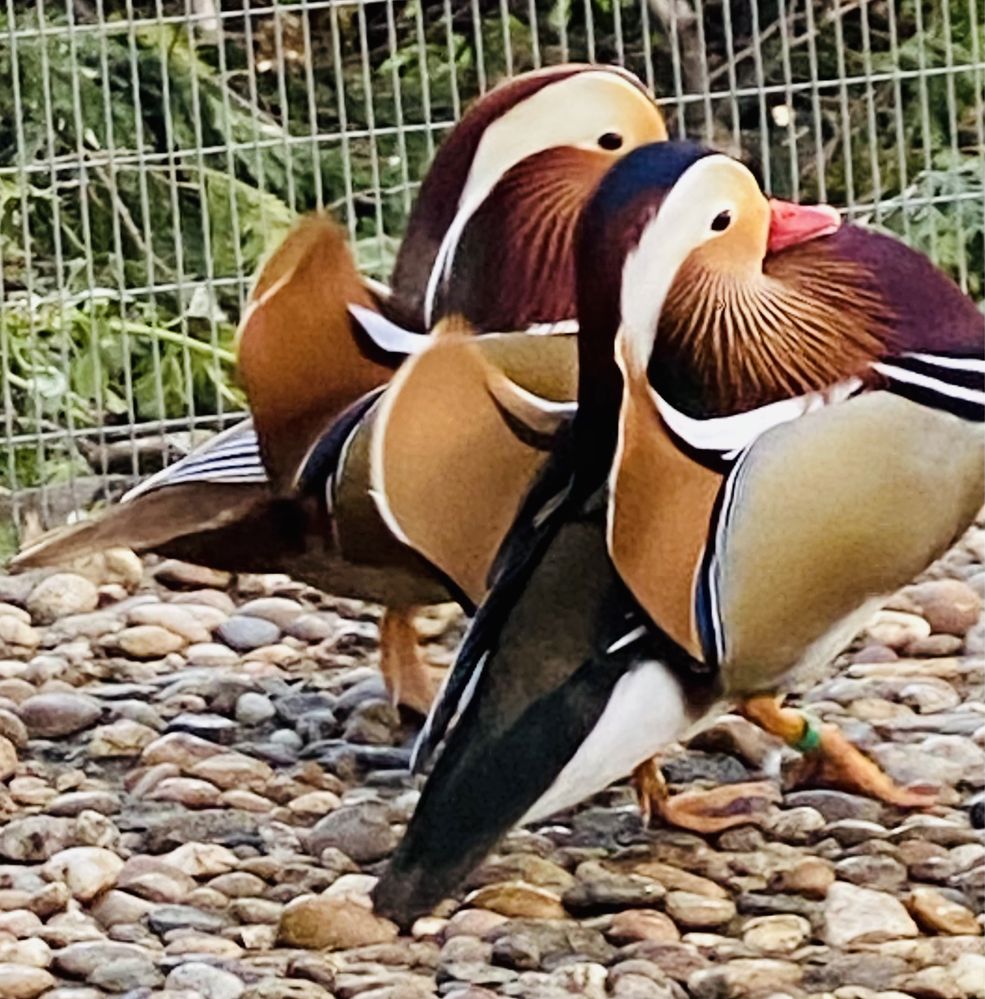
[0,519,982,999]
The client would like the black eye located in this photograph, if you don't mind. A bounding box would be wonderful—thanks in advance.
[710,210,732,232]
[598,132,623,151]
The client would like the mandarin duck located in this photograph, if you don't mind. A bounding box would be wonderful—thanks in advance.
[13,64,667,714]
[371,141,984,926]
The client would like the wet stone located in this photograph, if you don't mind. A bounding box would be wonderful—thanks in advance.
[238,597,305,629]
[277,895,398,950]
[235,691,276,725]
[907,886,982,935]
[563,864,665,914]
[907,579,983,636]
[42,847,123,901]
[0,964,56,999]
[465,882,567,921]
[824,882,918,946]
[165,712,239,744]
[343,699,401,745]
[0,707,28,746]
[88,955,163,991]
[116,624,187,658]
[19,692,101,738]
[802,952,911,992]
[165,962,245,999]
[768,857,835,898]
[835,854,909,892]
[0,816,76,862]
[27,574,99,624]
[295,709,340,744]
[664,891,736,930]
[688,957,801,999]
[275,693,338,724]
[46,790,121,817]
[307,801,397,862]
[53,940,156,979]
[736,892,822,925]
[661,751,751,785]
[785,790,882,822]
[147,904,231,935]
[740,914,811,954]
[217,615,282,652]
[607,910,681,945]
[155,560,232,590]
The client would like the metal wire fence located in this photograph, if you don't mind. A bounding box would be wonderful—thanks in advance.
[1,0,983,551]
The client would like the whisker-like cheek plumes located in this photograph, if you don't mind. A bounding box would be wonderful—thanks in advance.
[655,247,894,414]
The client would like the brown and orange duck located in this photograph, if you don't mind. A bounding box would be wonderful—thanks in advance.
[370,141,983,925]
[13,64,668,714]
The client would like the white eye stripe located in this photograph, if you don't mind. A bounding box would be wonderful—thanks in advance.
[620,155,753,374]
[424,71,660,325]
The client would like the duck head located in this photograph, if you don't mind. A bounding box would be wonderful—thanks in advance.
[391,64,668,331]
[574,142,899,458]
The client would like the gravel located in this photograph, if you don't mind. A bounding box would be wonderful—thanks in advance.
[0,526,982,997]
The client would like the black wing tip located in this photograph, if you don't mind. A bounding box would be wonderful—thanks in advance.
[371,856,449,930]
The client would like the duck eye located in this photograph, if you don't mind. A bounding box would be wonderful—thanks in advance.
[710,210,732,232]
[598,132,624,151]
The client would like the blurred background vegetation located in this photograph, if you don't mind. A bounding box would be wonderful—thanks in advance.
[0,0,982,537]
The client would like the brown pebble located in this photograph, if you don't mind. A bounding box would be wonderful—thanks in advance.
[464,880,567,920]
[907,886,982,936]
[276,895,397,950]
[607,909,681,944]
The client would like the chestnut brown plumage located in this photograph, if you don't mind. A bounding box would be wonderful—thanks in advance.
[13,64,667,718]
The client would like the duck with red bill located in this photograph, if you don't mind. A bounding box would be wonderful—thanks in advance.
[373,141,982,928]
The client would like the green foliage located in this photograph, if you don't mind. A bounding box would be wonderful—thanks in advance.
[0,0,981,498]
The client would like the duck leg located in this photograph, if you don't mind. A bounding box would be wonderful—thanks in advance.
[379,606,439,716]
[739,694,936,807]
[631,758,779,833]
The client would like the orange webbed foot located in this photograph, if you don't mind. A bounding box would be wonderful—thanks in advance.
[631,757,779,833]
[739,694,938,808]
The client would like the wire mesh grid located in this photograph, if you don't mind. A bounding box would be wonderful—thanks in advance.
[1,0,983,550]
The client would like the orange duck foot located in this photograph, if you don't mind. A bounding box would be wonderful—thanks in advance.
[631,758,780,834]
[739,694,938,808]
[807,723,939,807]
[379,606,441,717]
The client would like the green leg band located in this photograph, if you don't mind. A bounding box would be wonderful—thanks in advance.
[792,714,823,753]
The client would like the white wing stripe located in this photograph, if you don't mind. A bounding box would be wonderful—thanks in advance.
[348,304,430,355]
[651,377,863,455]
[873,362,985,405]
[411,650,489,773]
[122,425,267,502]
[905,352,985,373]
[605,624,648,654]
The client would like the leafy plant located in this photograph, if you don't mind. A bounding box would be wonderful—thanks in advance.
[0,0,980,507]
